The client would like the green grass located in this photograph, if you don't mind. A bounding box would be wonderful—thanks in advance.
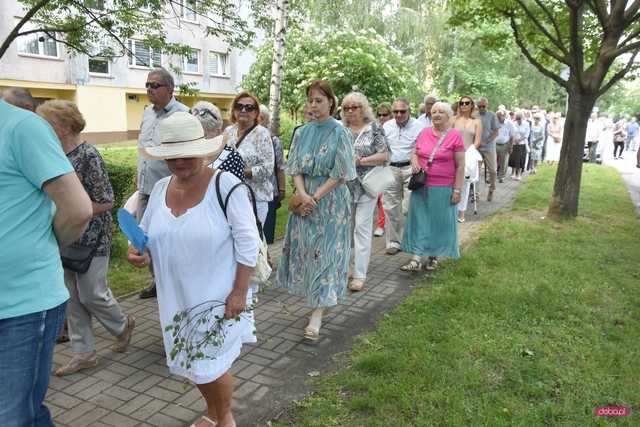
[276,164,640,426]
[100,146,294,296]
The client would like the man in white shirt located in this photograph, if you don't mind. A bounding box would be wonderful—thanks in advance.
[382,98,425,254]
[417,95,437,128]
[585,112,602,163]
[495,110,515,183]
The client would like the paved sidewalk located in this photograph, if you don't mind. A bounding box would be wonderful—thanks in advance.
[48,176,523,427]
[604,152,640,213]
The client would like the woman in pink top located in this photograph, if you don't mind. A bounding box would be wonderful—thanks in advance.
[400,102,465,271]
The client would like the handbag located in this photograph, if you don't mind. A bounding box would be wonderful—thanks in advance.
[407,130,449,191]
[361,165,395,197]
[288,193,306,215]
[60,235,101,274]
[215,172,272,284]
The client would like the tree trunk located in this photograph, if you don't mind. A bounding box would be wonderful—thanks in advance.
[547,89,596,219]
[268,0,289,137]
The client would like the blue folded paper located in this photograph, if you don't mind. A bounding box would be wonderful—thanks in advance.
[117,208,148,255]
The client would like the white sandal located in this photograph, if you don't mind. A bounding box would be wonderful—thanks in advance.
[400,260,423,272]
[190,415,217,427]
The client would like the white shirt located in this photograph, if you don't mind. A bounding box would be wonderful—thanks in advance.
[513,120,530,145]
[141,172,259,384]
[383,117,425,163]
[495,120,515,144]
[585,118,602,142]
[417,114,432,128]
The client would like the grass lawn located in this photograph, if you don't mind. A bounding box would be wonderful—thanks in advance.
[100,146,293,297]
[276,164,640,426]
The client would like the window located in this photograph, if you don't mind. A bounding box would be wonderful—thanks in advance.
[89,58,110,75]
[183,49,200,74]
[16,23,58,58]
[85,0,105,10]
[181,0,197,22]
[127,40,161,68]
[208,51,229,77]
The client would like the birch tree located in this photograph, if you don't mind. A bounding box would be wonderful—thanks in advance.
[267,0,289,137]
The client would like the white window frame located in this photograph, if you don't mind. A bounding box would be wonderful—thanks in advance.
[15,21,59,59]
[183,49,201,75]
[88,57,111,77]
[208,51,229,77]
[181,0,198,23]
[127,39,162,69]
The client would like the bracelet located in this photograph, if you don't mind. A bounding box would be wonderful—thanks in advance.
[453,189,461,194]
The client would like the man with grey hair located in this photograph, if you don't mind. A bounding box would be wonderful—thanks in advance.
[494,109,515,182]
[417,95,437,128]
[137,68,188,299]
[382,98,425,255]
[1,87,36,111]
[476,97,499,201]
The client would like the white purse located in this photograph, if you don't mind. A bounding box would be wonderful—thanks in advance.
[361,165,395,197]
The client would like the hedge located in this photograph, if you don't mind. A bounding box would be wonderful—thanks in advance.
[105,161,136,223]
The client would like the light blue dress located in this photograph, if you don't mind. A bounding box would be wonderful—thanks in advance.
[276,117,357,308]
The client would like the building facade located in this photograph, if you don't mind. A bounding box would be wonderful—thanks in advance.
[0,1,257,143]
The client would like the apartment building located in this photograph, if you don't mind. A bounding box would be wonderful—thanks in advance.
[0,1,258,143]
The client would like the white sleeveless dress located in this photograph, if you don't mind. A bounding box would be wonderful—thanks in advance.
[141,171,260,384]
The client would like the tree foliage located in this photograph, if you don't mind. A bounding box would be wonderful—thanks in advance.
[242,28,422,113]
[1,0,252,61]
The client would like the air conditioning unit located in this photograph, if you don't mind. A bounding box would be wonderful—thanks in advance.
[127,94,138,101]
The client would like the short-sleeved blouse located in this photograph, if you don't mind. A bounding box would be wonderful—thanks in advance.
[223,124,274,202]
[346,121,389,199]
[415,127,465,187]
[66,142,114,256]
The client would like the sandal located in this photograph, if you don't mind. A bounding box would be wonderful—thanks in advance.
[111,314,136,353]
[400,260,422,272]
[304,325,320,341]
[425,257,439,271]
[349,278,365,292]
[54,352,98,376]
[190,415,217,427]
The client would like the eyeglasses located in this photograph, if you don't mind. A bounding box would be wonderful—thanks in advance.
[145,82,166,90]
[190,108,219,121]
[377,112,390,117]
[392,110,408,115]
[459,101,472,106]
[234,103,257,112]
[343,105,361,112]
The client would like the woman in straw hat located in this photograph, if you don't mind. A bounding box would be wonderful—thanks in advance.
[128,112,260,427]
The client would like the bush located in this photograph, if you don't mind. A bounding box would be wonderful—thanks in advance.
[105,161,136,223]
[279,114,297,151]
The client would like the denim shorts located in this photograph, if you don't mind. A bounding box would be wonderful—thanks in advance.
[0,302,67,427]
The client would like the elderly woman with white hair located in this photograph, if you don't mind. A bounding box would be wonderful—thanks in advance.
[341,91,389,291]
[258,105,287,244]
[509,111,530,179]
[191,101,246,181]
[128,112,260,427]
[401,102,465,271]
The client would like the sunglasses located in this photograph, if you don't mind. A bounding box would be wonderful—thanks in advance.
[343,105,361,112]
[145,82,166,89]
[478,105,487,109]
[392,109,408,114]
[377,112,390,117]
[190,108,219,121]
[459,101,472,106]
[234,103,257,112]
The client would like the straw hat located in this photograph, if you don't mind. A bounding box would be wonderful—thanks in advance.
[139,112,224,160]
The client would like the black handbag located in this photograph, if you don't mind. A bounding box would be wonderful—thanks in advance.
[407,130,449,191]
[408,170,427,190]
[60,243,97,273]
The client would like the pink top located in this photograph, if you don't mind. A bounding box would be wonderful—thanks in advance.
[415,127,465,187]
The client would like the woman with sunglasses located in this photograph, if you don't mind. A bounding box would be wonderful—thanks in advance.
[277,80,356,340]
[342,92,389,292]
[191,101,246,181]
[453,96,482,223]
[222,92,275,226]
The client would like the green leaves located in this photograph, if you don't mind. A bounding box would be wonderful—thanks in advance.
[242,28,424,112]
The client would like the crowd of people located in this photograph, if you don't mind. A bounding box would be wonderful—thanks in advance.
[2,68,640,427]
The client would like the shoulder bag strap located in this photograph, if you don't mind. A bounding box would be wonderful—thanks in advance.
[215,171,265,239]
[426,130,449,169]
[235,124,258,150]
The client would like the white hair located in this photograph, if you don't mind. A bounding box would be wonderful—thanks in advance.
[431,101,454,118]
[341,91,375,125]
[192,101,223,132]
[259,105,271,128]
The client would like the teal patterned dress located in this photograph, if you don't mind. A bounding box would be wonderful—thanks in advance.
[276,117,357,308]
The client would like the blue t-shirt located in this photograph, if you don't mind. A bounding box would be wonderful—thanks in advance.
[0,100,74,319]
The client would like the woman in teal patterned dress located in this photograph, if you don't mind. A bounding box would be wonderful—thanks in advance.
[276,80,356,341]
